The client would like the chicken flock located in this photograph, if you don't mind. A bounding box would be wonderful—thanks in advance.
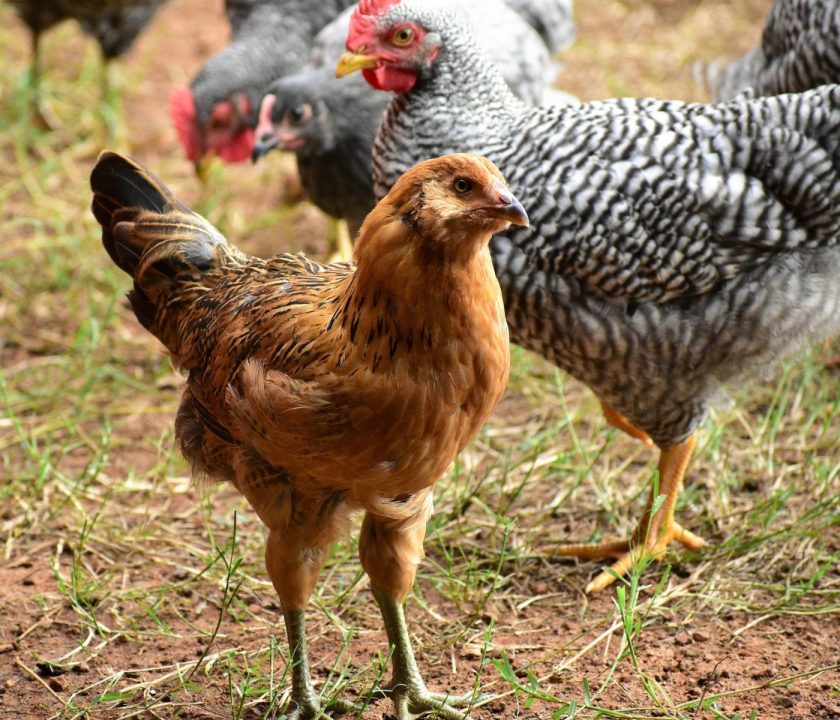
[11,0,836,715]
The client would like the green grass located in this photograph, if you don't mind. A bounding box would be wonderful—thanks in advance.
[1,1,839,719]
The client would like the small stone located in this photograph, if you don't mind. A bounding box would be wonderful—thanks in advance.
[48,677,64,692]
[691,630,710,643]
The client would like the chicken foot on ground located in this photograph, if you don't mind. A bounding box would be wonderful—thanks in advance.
[265,525,358,719]
[372,586,479,720]
[24,32,58,131]
[361,507,479,720]
[555,434,706,593]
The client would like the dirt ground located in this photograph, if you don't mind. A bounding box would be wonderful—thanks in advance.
[1,0,838,718]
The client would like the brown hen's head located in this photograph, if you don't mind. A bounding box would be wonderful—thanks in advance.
[358,153,528,263]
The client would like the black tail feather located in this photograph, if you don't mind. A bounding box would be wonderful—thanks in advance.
[90,151,188,277]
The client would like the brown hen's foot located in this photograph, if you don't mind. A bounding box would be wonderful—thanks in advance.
[391,686,476,720]
[373,586,480,720]
[555,434,706,593]
[599,399,654,447]
[280,607,360,719]
[286,697,358,720]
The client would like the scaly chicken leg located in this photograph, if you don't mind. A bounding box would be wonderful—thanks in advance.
[555,434,706,593]
[360,503,477,720]
[599,400,654,448]
[244,468,356,719]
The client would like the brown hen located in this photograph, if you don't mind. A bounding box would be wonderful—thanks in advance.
[90,150,528,719]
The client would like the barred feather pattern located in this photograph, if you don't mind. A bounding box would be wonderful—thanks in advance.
[709,0,840,100]
[372,1,840,447]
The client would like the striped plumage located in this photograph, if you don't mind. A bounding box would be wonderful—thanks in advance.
[708,0,840,100]
[252,0,570,242]
[344,0,840,591]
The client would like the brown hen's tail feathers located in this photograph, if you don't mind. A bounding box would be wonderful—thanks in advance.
[91,151,238,330]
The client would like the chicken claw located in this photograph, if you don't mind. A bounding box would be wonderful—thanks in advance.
[372,586,480,719]
[554,434,707,593]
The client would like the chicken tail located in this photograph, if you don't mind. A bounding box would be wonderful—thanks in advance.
[90,151,239,340]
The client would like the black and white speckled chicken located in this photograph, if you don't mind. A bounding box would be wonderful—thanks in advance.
[504,0,576,55]
[250,0,570,249]
[338,0,840,593]
[706,0,840,101]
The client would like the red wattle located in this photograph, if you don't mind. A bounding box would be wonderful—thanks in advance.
[217,127,255,164]
[371,65,417,94]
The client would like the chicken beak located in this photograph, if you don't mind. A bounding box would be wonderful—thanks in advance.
[252,94,279,162]
[492,185,529,228]
[336,50,379,78]
[251,134,279,162]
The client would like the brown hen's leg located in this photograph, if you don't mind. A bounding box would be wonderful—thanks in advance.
[599,399,654,447]
[265,529,326,719]
[264,519,356,719]
[360,501,478,720]
[556,433,706,594]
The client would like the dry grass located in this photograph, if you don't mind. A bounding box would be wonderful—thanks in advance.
[1,1,838,719]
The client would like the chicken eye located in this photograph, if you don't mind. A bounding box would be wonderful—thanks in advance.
[392,27,414,46]
[288,104,312,125]
[453,177,473,194]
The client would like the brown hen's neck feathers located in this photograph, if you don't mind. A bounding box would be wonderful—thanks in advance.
[354,188,496,307]
[337,188,505,374]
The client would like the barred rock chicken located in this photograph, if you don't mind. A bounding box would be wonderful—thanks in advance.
[251,0,564,254]
[91,150,527,719]
[182,0,569,170]
[9,0,164,125]
[706,0,840,101]
[169,0,355,167]
[339,0,840,593]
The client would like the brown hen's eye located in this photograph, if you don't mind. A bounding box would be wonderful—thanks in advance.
[453,178,473,194]
[392,27,414,46]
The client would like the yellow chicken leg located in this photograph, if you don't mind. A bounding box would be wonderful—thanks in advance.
[327,219,355,264]
[556,433,706,593]
[599,399,654,447]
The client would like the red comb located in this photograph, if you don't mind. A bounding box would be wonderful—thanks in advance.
[169,86,203,163]
[357,0,400,15]
[348,0,400,50]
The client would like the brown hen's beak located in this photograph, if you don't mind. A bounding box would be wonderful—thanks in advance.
[492,185,530,227]
[336,51,379,78]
